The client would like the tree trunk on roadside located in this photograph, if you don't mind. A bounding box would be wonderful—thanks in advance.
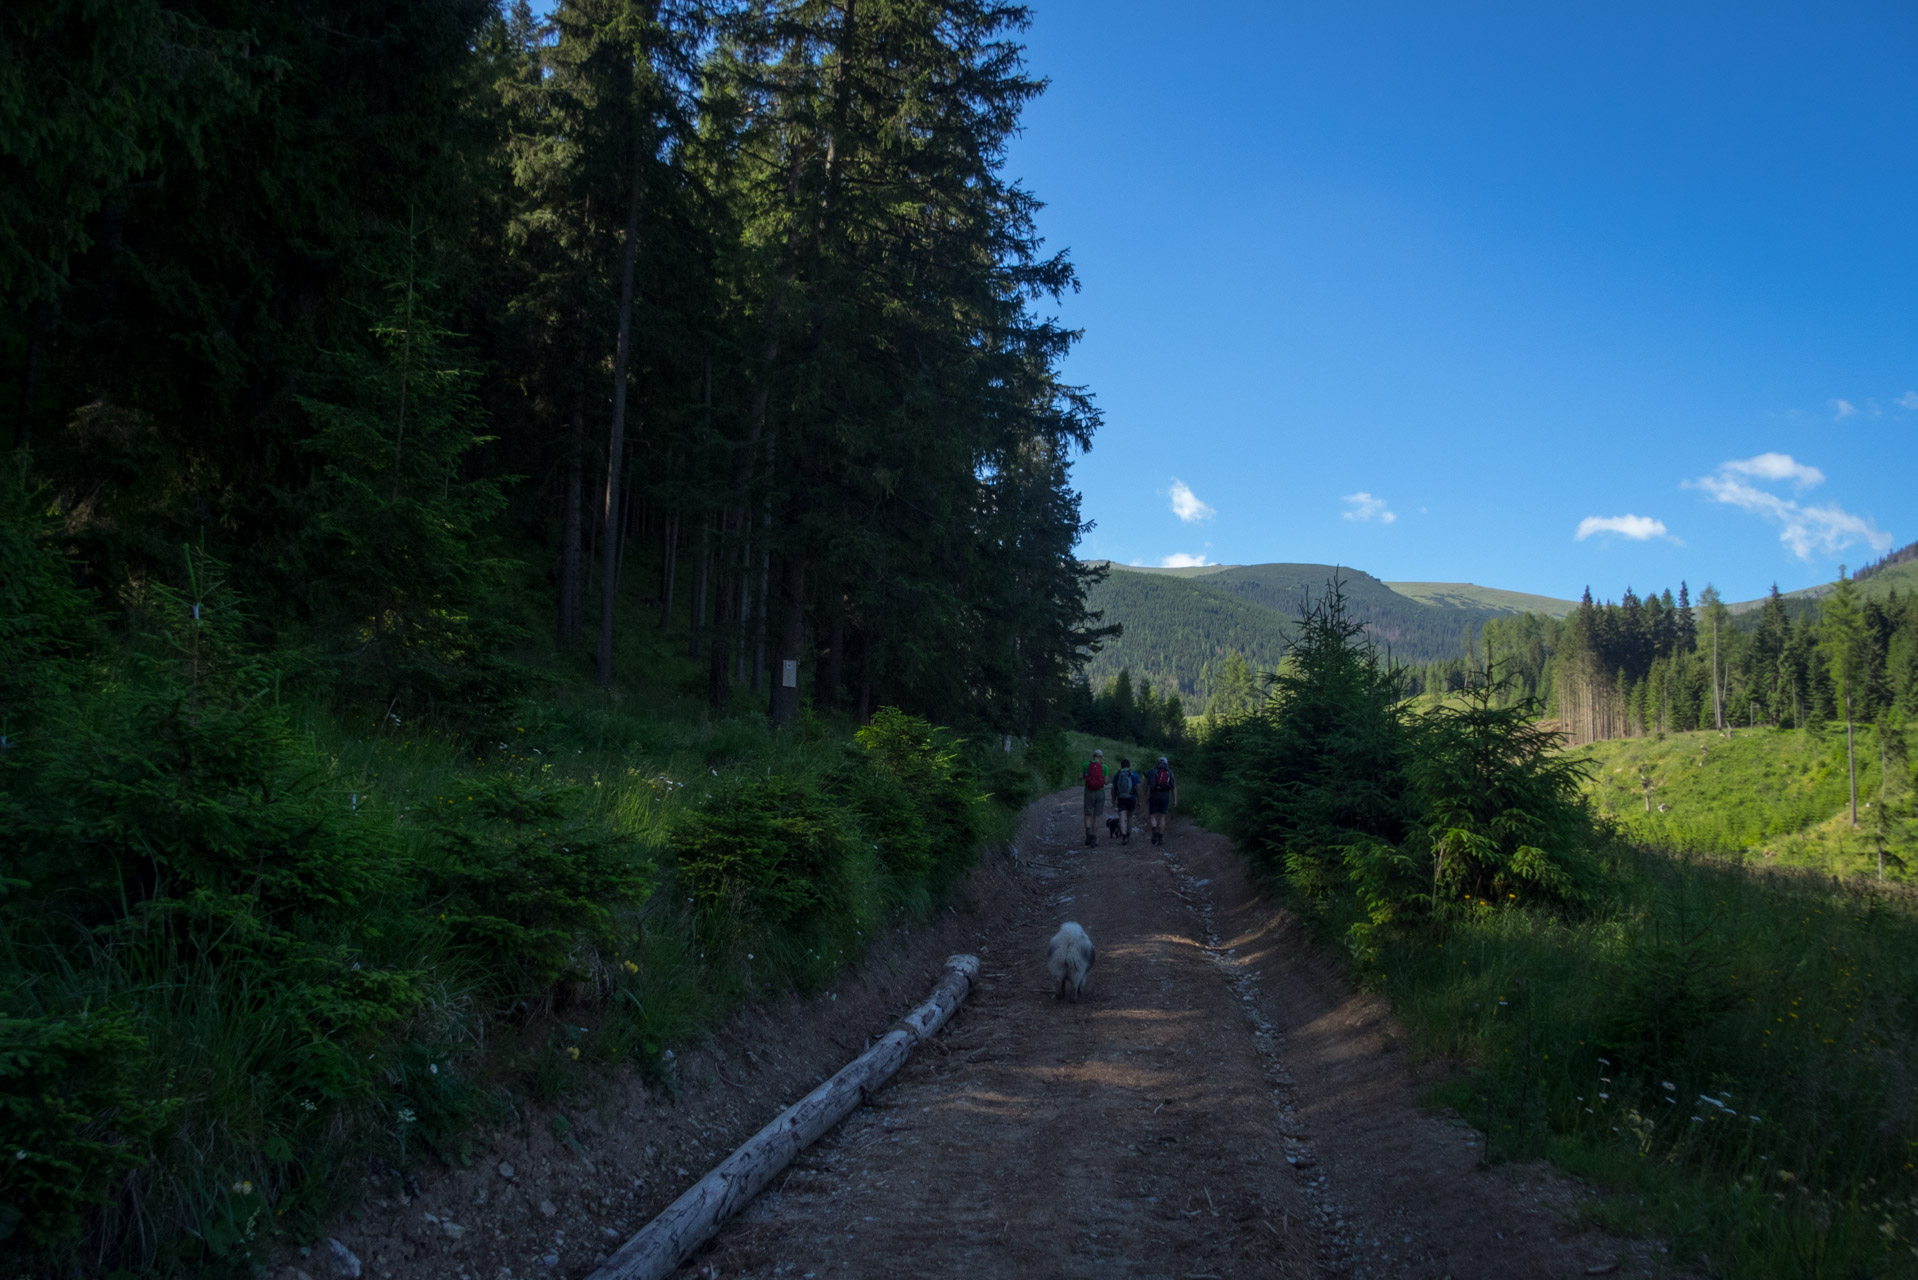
[769,547,806,725]
[558,391,585,646]
[708,511,736,710]
[597,121,646,688]
[659,510,679,630]
[822,583,844,708]
[1847,695,1858,826]
[1712,620,1724,732]
[689,515,710,658]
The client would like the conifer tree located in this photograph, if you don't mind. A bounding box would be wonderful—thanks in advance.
[1821,572,1869,825]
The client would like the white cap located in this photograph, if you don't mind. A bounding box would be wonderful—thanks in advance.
[1092,749,1103,756]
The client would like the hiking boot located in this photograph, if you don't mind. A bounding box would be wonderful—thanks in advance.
[1085,833,1094,847]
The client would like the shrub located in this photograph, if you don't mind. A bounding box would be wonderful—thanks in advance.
[432,777,652,996]
[1401,688,1604,912]
[850,707,983,885]
[1219,578,1411,900]
[0,1011,176,1247]
[671,779,853,930]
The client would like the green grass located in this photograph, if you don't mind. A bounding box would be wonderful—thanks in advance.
[1383,580,1580,617]
[1373,846,1918,1277]
[1577,726,1916,882]
[4,572,1050,1276]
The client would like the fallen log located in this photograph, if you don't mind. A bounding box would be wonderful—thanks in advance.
[586,953,981,1280]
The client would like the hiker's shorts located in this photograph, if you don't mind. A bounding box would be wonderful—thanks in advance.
[1114,796,1136,813]
[1083,789,1105,817]
[1148,793,1170,815]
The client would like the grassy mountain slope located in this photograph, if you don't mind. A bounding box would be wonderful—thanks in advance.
[1385,581,1578,617]
[1577,725,1915,880]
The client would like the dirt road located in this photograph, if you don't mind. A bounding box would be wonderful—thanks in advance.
[693,794,1669,1279]
[303,792,1675,1280]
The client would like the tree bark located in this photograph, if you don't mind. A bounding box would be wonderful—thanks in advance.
[1711,619,1724,732]
[689,515,710,658]
[17,299,45,451]
[822,583,845,708]
[558,391,586,646]
[659,510,679,630]
[586,955,979,1280]
[1847,695,1858,827]
[597,115,647,688]
[768,547,806,725]
[707,511,735,710]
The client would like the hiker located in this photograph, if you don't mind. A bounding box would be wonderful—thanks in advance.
[1111,757,1144,843]
[1146,755,1177,845]
[1081,748,1107,846]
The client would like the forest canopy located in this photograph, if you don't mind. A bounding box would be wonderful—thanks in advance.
[1,0,1109,733]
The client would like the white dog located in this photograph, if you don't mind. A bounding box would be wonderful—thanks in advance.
[1047,922,1096,1003]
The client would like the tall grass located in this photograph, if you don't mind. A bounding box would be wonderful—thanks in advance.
[1362,843,1918,1276]
[1579,725,1915,881]
[6,680,1048,1276]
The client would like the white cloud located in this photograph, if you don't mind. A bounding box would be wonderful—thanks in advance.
[1832,398,1858,420]
[1721,452,1824,488]
[1898,391,1918,410]
[1341,491,1396,524]
[1687,457,1892,562]
[1167,479,1216,523]
[1575,514,1671,542]
[1159,553,1210,568]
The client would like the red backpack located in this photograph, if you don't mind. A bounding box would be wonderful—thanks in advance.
[1085,760,1105,790]
[1152,765,1172,792]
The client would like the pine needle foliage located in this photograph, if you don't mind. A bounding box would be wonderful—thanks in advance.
[1210,577,1604,957]
[296,227,522,729]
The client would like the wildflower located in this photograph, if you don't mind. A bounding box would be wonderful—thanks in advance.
[1598,1092,1609,1100]
[567,1047,580,1060]
[429,1064,438,1075]
[234,1180,253,1194]
[623,961,639,975]
[301,1099,318,1112]
[1661,1081,1675,1091]
[396,1108,417,1124]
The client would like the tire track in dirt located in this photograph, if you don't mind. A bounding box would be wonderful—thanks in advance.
[691,793,1676,1280]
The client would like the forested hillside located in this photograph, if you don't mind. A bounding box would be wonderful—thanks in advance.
[1427,576,1918,748]
[1080,561,1540,708]
[0,2,1105,1272]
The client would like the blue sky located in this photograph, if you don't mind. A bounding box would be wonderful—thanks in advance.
[1005,0,1918,602]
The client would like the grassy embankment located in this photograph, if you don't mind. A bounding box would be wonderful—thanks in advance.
[1578,725,1915,882]
[1198,685,1917,1273]
[1386,844,1918,1276]
[2,560,1053,1277]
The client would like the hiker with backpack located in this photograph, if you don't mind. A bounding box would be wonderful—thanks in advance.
[1146,756,1177,845]
[1081,749,1107,846]
[1111,757,1144,844]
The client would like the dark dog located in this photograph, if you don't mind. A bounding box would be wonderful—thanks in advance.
[1104,816,1122,839]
